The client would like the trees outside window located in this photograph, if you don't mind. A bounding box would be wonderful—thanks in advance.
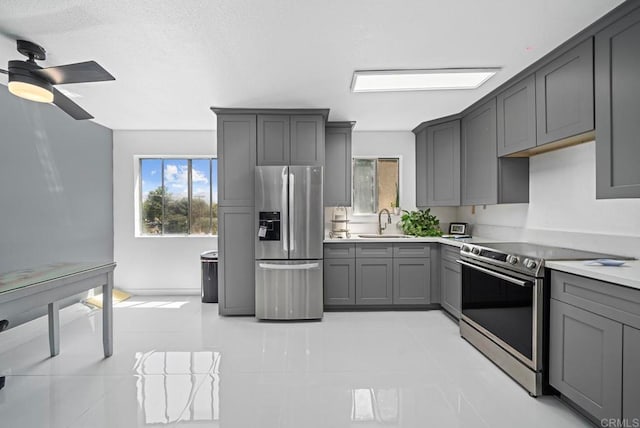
[140,158,218,235]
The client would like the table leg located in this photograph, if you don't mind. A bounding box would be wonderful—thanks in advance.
[48,301,60,357]
[102,271,113,357]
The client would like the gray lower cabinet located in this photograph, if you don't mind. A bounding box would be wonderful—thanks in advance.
[356,258,393,305]
[393,258,430,305]
[623,325,640,421]
[217,114,257,206]
[497,74,536,156]
[426,120,460,206]
[549,298,623,421]
[324,122,353,206]
[324,243,432,307]
[323,258,356,305]
[535,38,594,146]
[440,259,461,319]
[549,270,640,422]
[218,206,255,315]
[595,8,640,199]
[461,98,498,206]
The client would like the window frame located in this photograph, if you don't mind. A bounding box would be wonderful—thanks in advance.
[135,155,218,237]
[351,156,402,216]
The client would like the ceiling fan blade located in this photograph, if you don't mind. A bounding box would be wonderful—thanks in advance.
[0,69,7,74]
[32,61,115,85]
[52,88,93,120]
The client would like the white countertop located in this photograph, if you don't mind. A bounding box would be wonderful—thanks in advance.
[546,259,640,291]
[323,235,496,247]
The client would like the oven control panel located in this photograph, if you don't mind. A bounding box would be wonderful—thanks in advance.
[460,244,543,277]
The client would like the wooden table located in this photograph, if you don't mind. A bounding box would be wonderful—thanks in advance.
[0,262,116,358]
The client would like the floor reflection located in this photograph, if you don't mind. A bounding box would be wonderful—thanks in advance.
[352,388,399,424]
[133,351,220,425]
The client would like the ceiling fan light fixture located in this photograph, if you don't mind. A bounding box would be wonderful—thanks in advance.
[8,80,54,103]
[7,59,54,103]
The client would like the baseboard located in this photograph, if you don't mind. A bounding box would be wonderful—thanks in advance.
[120,288,200,296]
[324,304,441,311]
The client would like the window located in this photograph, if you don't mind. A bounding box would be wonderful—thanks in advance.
[140,158,218,235]
[352,157,399,214]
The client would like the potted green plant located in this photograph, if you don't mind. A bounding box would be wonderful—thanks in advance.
[398,208,442,237]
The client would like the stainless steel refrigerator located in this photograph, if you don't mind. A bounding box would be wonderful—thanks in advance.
[255,166,323,320]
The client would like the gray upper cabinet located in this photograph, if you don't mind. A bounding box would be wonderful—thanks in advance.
[393,258,430,305]
[595,8,640,199]
[257,115,290,165]
[623,326,640,421]
[426,120,460,206]
[461,98,498,206]
[218,206,256,315]
[256,114,325,166]
[217,114,257,206]
[549,298,623,421]
[290,115,324,166]
[355,258,393,305]
[415,128,428,207]
[498,157,530,204]
[497,74,537,156]
[324,122,353,206]
[535,38,594,146]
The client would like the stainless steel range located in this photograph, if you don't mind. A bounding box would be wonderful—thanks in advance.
[457,242,630,397]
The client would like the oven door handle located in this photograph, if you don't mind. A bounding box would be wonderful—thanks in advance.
[456,260,532,287]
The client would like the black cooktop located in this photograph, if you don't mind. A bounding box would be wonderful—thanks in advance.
[474,242,632,261]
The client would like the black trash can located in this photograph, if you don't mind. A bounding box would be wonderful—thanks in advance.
[200,251,218,303]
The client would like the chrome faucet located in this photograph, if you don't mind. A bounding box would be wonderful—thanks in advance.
[378,208,392,235]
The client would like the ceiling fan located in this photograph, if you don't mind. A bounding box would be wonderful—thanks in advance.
[0,40,115,120]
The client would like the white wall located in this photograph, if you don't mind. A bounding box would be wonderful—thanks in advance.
[113,130,217,294]
[326,131,457,236]
[457,141,640,257]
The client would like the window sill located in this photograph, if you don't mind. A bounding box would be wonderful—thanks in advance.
[135,234,218,239]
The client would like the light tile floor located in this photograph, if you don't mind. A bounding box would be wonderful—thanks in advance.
[0,296,590,427]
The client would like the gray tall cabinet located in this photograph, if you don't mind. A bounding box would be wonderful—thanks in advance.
[595,7,640,199]
[216,114,257,315]
[214,108,329,315]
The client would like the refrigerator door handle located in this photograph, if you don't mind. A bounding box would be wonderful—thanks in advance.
[289,172,295,252]
[281,167,288,253]
[258,262,320,270]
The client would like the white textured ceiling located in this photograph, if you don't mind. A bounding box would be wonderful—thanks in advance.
[0,0,626,131]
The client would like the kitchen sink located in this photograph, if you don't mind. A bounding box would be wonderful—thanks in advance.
[357,234,414,239]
